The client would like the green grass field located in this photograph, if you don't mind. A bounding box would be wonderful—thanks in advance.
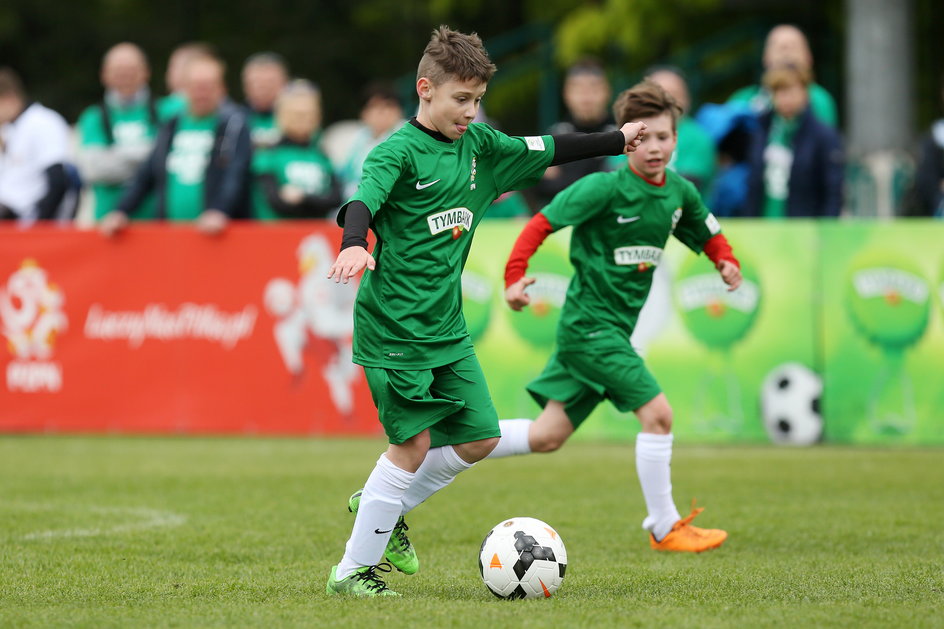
[1,436,942,628]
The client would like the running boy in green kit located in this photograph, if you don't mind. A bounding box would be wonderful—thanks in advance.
[324,26,646,597]
[488,80,742,553]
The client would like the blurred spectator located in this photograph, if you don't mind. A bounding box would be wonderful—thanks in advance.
[242,52,290,150]
[744,64,843,218]
[646,65,717,194]
[76,42,159,221]
[906,73,944,217]
[335,81,405,198]
[0,67,76,223]
[102,52,252,236]
[729,24,839,128]
[251,80,341,220]
[157,42,214,121]
[532,58,616,207]
[695,101,756,217]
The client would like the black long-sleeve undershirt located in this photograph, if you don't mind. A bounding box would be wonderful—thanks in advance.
[339,129,626,250]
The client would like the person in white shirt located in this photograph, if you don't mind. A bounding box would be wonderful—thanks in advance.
[0,68,75,223]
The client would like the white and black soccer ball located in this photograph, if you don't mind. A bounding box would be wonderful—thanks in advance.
[760,362,824,446]
[479,517,567,599]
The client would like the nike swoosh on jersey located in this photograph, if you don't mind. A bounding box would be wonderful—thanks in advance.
[415,179,441,190]
[616,215,641,224]
[374,528,392,534]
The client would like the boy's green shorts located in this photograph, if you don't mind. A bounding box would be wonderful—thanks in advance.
[526,340,661,428]
[364,353,500,448]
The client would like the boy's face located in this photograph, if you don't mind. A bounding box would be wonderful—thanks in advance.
[771,80,808,120]
[627,112,677,182]
[417,76,486,140]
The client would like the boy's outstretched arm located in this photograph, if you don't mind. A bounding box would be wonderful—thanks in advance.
[504,213,555,311]
[704,234,742,291]
[327,201,376,284]
[549,121,646,166]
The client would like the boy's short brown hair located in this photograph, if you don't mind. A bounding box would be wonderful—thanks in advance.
[612,79,682,130]
[763,64,812,91]
[416,25,496,86]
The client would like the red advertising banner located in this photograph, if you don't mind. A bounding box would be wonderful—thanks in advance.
[0,223,382,436]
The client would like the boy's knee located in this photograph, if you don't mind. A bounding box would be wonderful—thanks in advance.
[530,428,568,453]
[455,437,500,463]
[638,397,673,434]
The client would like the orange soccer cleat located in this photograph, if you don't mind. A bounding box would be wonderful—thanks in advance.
[650,503,728,553]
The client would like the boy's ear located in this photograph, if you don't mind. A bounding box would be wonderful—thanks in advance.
[416,77,433,101]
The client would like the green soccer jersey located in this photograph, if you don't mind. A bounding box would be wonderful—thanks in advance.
[165,113,217,221]
[77,102,158,219]
[347,121,555,369]
[542,166,721,351]
[252,141,336,220]
[248,110,281,149]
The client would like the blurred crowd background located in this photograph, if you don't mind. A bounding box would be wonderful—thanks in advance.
[0,0,942,229]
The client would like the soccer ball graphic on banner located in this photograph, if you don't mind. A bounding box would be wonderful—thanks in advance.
[479,517,567,599]
[761,362,824,446]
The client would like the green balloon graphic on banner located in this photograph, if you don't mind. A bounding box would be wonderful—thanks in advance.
[845,252,930,350]
[674,254,761,350]
[461,261,493,343]
[508,241,571,348]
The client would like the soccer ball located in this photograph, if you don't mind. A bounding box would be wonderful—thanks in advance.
[478,517,567,599]
[760,362,824,446]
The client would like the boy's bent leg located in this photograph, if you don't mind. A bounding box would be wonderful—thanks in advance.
[635,394,727,552]
[399,440,489,517]
[634,394,681,541]
[486,401,575,459]
[335,445,420,581]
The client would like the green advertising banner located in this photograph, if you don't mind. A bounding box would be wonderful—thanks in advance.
[465,219,944,446]
[820,222,944,445]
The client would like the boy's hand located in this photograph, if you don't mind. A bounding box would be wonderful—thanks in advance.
[717,259,742,291]
[505,276,536,311]
[619,121,647,153]
[327,246,375,284]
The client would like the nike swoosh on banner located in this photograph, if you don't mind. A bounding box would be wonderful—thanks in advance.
[415,179,441,190]
[374,528,392,534]
[616,215,641,224]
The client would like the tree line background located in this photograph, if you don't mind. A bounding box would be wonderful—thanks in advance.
[1,0,941,137]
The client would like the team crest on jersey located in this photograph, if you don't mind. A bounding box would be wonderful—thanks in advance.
[614,246,663,272]
[428,207,473,239]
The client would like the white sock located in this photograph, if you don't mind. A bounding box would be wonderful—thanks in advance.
[336,454,415,580]
[400,445,474,516]
[636,432,682,541]
[485,419,533,459]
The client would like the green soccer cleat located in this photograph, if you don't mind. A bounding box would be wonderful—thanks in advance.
[348,490,420,575]
[325,563,400,597]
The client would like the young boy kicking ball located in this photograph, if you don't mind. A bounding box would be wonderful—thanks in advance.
[489,79,742,553]
[324,26,646,596]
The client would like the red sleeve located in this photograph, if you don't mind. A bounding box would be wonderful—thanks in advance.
[703,233,740,270]
[504,213,555,288]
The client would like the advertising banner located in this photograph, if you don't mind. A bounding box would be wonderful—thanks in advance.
[2,220,942,444]
[0,224,381,436]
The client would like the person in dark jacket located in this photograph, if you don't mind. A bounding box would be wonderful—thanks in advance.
[743,64,843,218]
[906,73,944,217]
[101,52,251,236]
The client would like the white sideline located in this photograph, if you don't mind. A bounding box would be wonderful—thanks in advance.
[18,505,187,541]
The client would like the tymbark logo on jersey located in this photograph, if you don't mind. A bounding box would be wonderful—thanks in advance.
[614,246,663,272]
[428,207,473,240]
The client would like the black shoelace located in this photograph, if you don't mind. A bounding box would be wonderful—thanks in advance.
[354,562,393,592]
[392,518,411,551]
